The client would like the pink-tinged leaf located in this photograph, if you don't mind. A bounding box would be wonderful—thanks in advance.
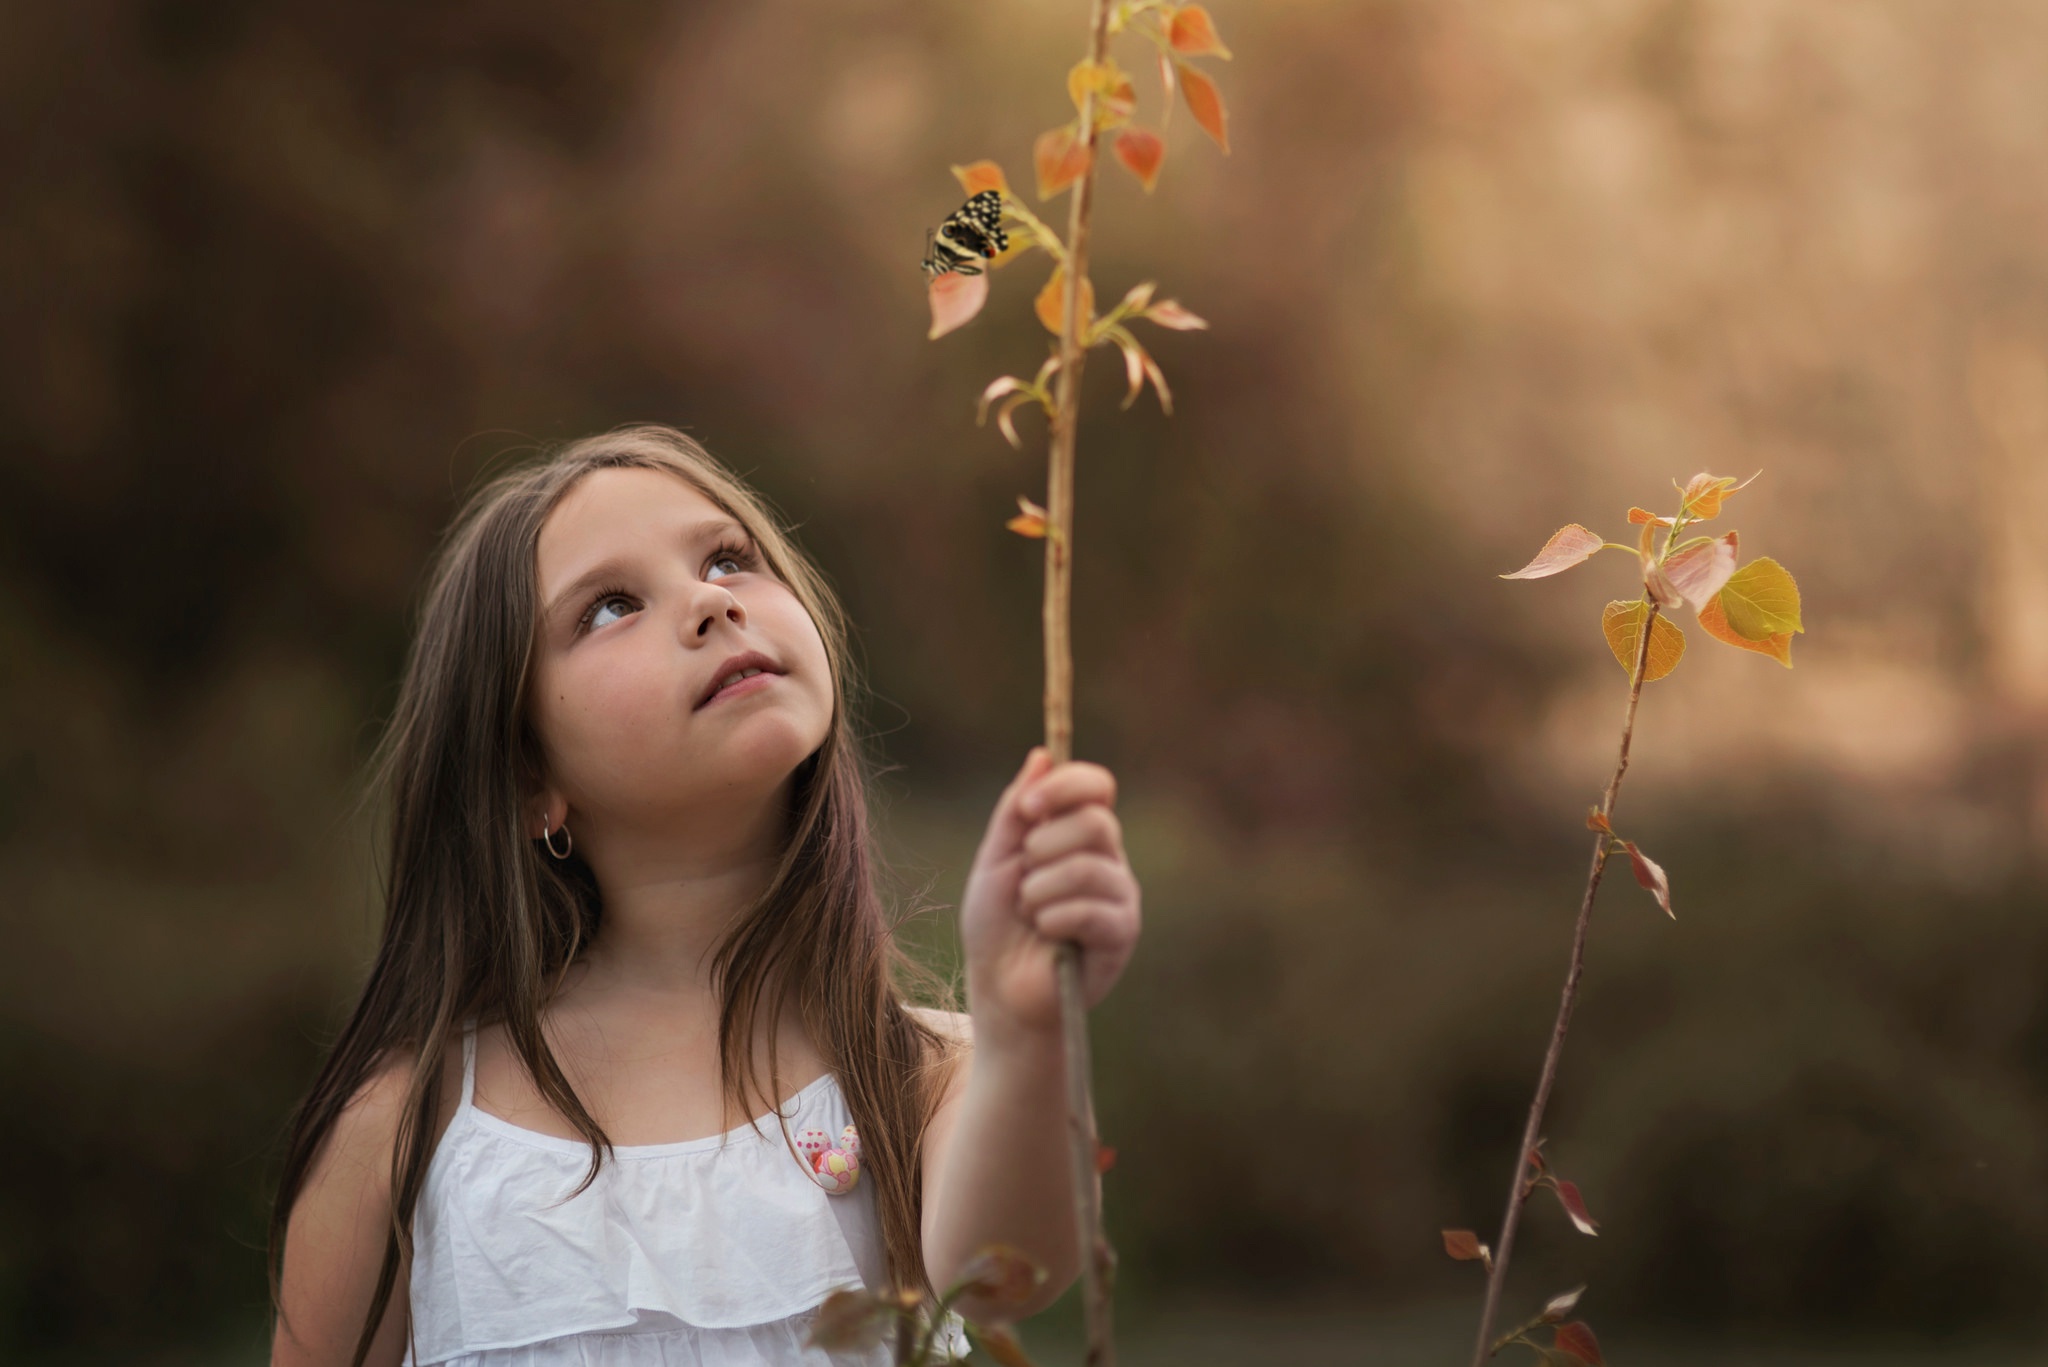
[1114,127,1166,192]
[1111,280,1158,318]
[1095,1141,1118,1174]
[1622,840,1673,919]
[1553,1322,1605,1366]
[1442,1230,1492,1267]
[951,1244,1048,1308]
[804,1289,891,1351]
[977,376,1038,449]
[1627,506,1673,527]
[1540,1287,1586,1324]
[951,160,1011,198]
[1168,4,1234,58]
[1007,496,1050,539]
[1179,64,1230,153]
[1141,349,1173,414]
[1500,524,1604,579]
[928,270,989,340]
[1033,124,1091,200]
[1142,298,1209,330]
[1115,334,1146,409]
[994,392,1038,449]
[1664,531,1739,612]
[1644,559,1685,609]
[1586,808,1612,834]
[1553,1180,1600,1235]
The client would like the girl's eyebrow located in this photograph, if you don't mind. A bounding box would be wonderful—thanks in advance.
[540,518,752,626]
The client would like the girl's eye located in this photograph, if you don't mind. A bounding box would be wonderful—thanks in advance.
[706,543,755,581]
[584,594,638,632]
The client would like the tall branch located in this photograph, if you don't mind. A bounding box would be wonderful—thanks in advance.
[1468,602,1662,1367]
[1044,0,1117,1363]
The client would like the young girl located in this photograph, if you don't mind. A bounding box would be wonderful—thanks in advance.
[267,426,1142,1366]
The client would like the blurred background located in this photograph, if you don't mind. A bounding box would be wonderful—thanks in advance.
[5,0,2048,1361]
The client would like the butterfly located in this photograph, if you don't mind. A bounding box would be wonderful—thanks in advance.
[921,189,1009,279]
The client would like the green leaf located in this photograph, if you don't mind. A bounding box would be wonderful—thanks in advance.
[1716,557,1803,640]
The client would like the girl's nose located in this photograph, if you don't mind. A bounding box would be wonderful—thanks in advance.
[694,590,745,637]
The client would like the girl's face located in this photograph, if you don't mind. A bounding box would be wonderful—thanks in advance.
[527,467,834,857]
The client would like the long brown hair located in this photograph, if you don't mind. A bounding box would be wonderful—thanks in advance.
[268,425,955,1366]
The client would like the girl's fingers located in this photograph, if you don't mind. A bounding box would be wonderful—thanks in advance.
[1029,897,1140,951]
[1018,761,1117,822]
[1018,852,1133,914]
[973,746,1055,866]
[1021,803,1123,867]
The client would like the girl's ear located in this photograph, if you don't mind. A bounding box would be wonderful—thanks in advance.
[525,789,567,842]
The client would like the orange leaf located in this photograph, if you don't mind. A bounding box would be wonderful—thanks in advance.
[1677,469,1760,519]
[1007,496,1050,539]
[1500,524,1603,579]
[1621,840,1674,919]
[1143,298,1209,330]
[1554,1321,1605,1366]
[1095,1141,1118,1173]
[1627,506,1673,526]
[1113,127,1166,192]
[1441,1230,1491,1266]
[1169,4,1234,58]
[1178,64,1230,153]
[1663,531,1739,613]
[1698,593,1793,666]
[951,160,1011,198]
[927,270,989,340]
[1585,808,1612,834]
[1600,600,1686,682]
[1033,124,1091,200]
[1034,267,1096,337]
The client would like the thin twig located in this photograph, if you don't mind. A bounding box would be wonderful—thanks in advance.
[1468,602,1662,1367]
[1044,0,1117,1363]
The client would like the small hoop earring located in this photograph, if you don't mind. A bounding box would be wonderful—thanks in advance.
[541,816,573,861]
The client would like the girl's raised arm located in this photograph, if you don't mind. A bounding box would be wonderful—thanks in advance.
[920,748,1142,1321]
[271,1062,418,1367]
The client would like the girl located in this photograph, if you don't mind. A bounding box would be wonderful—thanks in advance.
[268,426,1142,1366]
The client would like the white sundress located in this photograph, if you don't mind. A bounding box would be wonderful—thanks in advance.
[402,1024,963,1366]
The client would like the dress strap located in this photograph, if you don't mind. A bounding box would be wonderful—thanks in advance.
[459,1019,478,1110]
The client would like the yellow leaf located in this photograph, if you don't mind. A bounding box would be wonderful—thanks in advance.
[1034,267,1096,337]
[1006,495,1050,539]
[1600,600,1686,682]
[951,160,1010,198]
[1699,593,1793,666]
[1716,556,1803,639]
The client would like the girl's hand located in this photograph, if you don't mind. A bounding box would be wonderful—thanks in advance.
[959,747,1142,1045]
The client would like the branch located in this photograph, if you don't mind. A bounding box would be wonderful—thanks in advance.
[1044,1,1117,1364]
[1467,601,1662,1367]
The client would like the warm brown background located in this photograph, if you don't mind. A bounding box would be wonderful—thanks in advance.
[5,0,2048,1362]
